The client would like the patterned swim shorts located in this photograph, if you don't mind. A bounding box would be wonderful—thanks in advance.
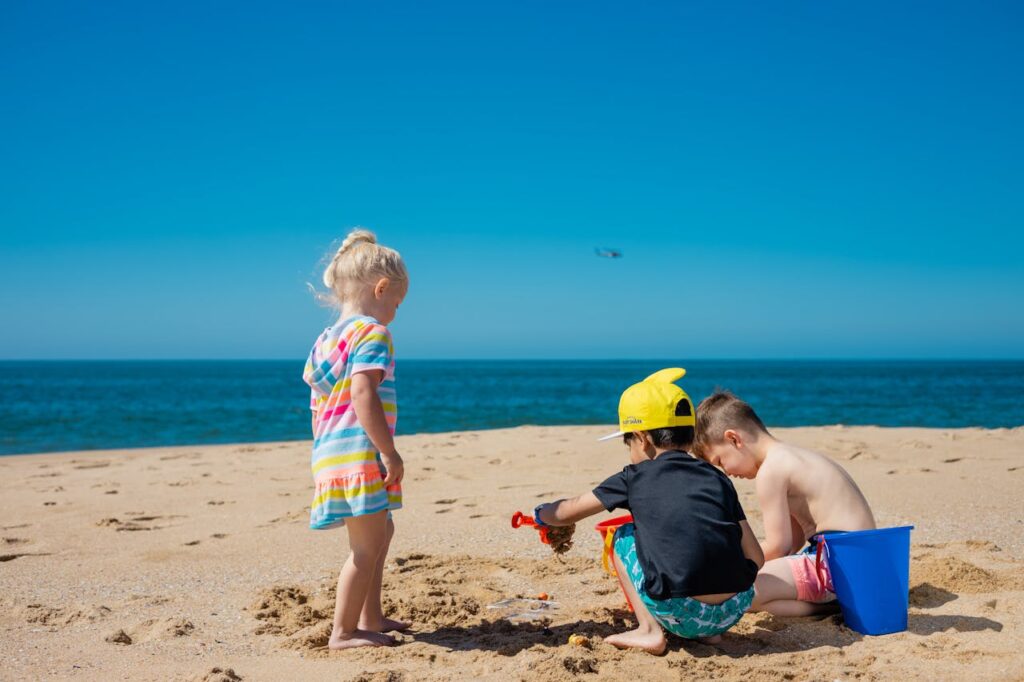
[613,524,754,640]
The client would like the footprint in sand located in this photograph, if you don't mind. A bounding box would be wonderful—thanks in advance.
[96,515,174,532]
[104,629,132,645]
[435,499,457,505]
[1,553,46,562]
[72,460,112,470]
[210,533,228,539]
[193,667,243,682]
[260,508,308,526]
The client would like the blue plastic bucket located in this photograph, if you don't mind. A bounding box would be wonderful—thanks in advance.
[820,526,914,636]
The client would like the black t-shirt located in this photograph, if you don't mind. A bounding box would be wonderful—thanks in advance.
[592,450,758,600]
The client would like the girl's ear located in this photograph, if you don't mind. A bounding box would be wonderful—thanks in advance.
[374,277,390,299]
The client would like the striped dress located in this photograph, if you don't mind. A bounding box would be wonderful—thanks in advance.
[302,315,401,530]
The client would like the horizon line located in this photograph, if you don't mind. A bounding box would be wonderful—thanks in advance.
[2,357,1022,363]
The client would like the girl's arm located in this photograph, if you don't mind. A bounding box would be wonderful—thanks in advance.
[350,370,403,486]
[535,492,606,527]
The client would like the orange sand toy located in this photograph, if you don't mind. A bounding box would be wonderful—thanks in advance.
[511,510,552,544]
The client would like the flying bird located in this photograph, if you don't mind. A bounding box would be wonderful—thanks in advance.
[595,248,623,259]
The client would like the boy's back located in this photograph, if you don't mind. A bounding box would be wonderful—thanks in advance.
[756,442,875,556]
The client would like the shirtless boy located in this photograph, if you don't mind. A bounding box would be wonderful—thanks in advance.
[694,391,876,616]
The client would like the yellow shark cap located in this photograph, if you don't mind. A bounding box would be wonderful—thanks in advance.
[598,368,695,441]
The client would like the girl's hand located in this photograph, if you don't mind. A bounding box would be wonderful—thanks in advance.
[381,450,404,486]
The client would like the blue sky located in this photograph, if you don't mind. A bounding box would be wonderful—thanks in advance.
[2,1,1022,360]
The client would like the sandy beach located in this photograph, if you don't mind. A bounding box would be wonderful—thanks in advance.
[1,424,1023,681]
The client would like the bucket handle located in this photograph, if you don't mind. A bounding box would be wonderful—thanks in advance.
[601,527,617,576]
[815,535,829,588]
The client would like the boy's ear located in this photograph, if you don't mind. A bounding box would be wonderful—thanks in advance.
[374,277,390,298]
[724,429,742,449]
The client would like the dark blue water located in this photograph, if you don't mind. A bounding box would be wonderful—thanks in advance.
[1,360,1021,456]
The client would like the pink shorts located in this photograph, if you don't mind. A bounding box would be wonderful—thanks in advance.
[785,551,836,603]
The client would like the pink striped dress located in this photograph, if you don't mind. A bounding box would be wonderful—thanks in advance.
[303,316,401,530]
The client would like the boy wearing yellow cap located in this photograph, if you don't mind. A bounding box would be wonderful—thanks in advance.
[533,369,764,654]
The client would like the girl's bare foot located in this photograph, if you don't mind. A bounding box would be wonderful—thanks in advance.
[604,627,667,655]
[359,617,412,633]
[328,629,396,650]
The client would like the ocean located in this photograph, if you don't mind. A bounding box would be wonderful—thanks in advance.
[1,360,1021,456]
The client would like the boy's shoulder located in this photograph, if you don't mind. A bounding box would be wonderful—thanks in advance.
[755,440,841,491]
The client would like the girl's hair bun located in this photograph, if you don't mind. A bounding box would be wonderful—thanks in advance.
[318,228,407,306]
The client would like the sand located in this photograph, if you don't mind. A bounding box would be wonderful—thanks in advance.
[1,425,1023,681]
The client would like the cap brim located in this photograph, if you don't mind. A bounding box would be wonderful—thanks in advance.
[597,431,624,442]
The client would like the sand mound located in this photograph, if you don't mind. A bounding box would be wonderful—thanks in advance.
[250,585,329,636]
[23,603,111,627]
[131,617,196,642]
[260,552,612,654]
[912,557,1002,594]
[282,621,331,651]
[349,672,407,682]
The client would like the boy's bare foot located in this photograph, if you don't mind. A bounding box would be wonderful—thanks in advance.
[328,629,396,650]
[604,627,667,655]
[698,634,722,644]
[359,617,412,633]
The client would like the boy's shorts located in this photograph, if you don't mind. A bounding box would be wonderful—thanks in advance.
[784,535,836,603]
[613,524,754,640]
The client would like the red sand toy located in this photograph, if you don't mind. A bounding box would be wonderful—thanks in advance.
[511,510,553,544]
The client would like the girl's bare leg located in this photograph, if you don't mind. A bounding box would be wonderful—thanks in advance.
[328,511,395,650]
[358,517,411,632]
[603,550,667,655]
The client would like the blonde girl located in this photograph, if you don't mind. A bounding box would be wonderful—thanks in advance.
[303,229,409,649]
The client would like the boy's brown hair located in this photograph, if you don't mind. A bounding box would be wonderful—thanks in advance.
[694,391,770,458]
